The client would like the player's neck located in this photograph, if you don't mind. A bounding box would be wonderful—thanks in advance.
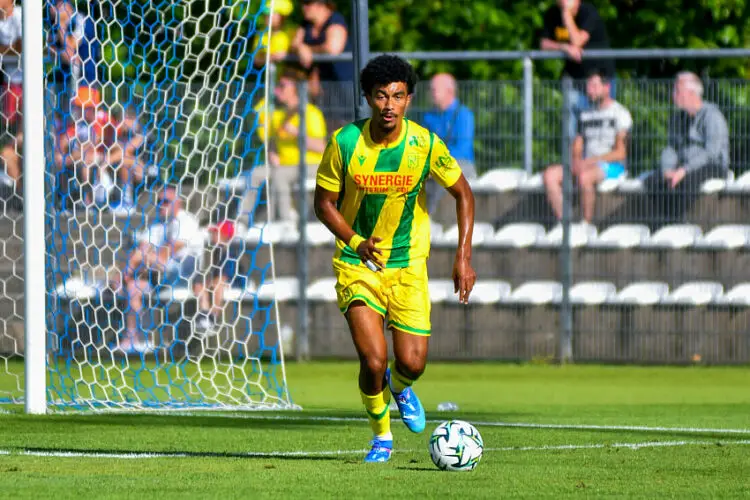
[368,119,403,146]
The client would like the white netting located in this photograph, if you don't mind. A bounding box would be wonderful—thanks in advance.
[0,0,296,410]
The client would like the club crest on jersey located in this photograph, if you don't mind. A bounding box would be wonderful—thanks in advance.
[409,135,426,148]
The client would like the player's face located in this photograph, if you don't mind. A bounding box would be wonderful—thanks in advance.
[366,82,411,132]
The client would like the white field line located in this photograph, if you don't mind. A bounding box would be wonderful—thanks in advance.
[131,412,750,436]
[4,440,750,460]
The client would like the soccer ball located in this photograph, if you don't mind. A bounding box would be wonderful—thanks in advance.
[428,420,484,471]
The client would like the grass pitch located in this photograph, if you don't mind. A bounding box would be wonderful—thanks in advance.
[0,362,749,498]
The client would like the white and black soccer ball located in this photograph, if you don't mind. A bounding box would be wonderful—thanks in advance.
[428,420,484,471]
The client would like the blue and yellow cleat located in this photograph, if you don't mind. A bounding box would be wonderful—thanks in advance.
[386,368,426,434]
[364,437,392,463]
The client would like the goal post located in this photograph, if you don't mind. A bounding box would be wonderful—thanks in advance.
[16,0,297,412]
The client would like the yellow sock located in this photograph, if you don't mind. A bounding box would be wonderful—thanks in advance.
[360,389,392,439]
[389,361,415,394]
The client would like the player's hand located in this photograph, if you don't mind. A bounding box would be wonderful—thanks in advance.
[452,257,476,305]
[356,236,384,269]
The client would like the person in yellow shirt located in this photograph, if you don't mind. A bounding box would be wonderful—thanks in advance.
[248,69,328,222]
[252,0,296,69]
[314,55,476,463]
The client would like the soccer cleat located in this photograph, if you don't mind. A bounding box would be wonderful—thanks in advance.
[386,368,426,434]
[363,437,392,463]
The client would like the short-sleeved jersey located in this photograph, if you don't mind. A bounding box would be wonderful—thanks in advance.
[316,118,462,268]
[255,99,328,166]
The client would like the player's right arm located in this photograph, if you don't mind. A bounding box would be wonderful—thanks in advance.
[314,136,383,268]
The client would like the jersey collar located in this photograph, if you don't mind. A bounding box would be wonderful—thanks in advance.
[363,118,409,150]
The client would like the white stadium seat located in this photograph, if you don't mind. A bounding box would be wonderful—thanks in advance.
[472,168,527,193]
[304,222,336,246]
[246,221,299,245]
[55,278,98,301]
[158,287,194,303]
[693,225,750,250]
[640,224,702,249]
[714,283,750,306]
[588,224,651,249]
[537,222,597,248]
[306,278,338,302]
[254,277,299,302]
[700,170,734,194]
[661,281,724,306]
[609,281,670,306]
[725,170,750,194]
[428,279,456,303]
[305,178,317,193]
[569,281,618,305]
[517,172,544,192]
[430,221,444,243]
[618,170,656,193]
[504,281,562,305]
[597,176,625,193]
[223,282,257,302]
[446,280,511,305]
[486,223,546,248]
[437,222,495,247]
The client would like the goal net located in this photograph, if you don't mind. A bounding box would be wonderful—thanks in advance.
[0,0,296,410]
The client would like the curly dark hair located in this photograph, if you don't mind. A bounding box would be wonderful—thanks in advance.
[360,54,417,97]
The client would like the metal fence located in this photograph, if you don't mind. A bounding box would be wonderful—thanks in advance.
[287,68,750,365]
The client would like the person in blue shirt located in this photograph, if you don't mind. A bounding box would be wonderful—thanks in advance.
[422,73,477,214]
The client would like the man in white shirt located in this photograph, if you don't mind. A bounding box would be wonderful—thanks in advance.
[543,70,633,225]
[0,0,22,126]
[119,185,202,353]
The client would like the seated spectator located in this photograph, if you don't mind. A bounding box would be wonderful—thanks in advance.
[252,0,295,69]
[422,73,477,214]
[1,130,20,192]
[49,0,101,121]
[0,0,23,127]
[543,70,632,226]
[106,108,151,215]
[61,87,104,207]
[291,0,353,124]
[645,71,729,223]
[246,69,327,223]
[193,219,238,333]
[115,185,202,354]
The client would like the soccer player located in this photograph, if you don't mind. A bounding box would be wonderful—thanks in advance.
[314,55,477,463]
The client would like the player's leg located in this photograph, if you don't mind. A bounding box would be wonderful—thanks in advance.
[578,163,606,224]
[386,263,431,434]
[346,302,393,462]
[334,260,392,462]
[543,164,564,220]
[124,277,150,352]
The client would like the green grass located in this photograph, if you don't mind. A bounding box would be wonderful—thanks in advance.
[1,362,750,498]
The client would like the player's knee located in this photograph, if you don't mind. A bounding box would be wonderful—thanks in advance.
[397,353,427,380]
[361,354,388,378]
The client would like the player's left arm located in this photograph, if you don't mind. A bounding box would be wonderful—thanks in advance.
[429,136,477,303]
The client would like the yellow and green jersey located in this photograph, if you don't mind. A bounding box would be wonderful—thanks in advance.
[316,118,463,268]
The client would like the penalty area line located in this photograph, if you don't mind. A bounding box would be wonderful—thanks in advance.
[142,412,750,436]
[2,440,750,460]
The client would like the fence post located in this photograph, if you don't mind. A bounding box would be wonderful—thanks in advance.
[523,57,533,175]
[296,80,310,361]
[351,0,370,120]
[559,76,574,364]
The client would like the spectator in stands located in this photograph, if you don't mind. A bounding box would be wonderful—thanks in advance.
[253,0,295,69]
[543,70,632,226]
[422,73,477,214]
[1,130,20,199]
[116,185,202,354]
[49,0,101,120]
[0,0,22,127]
[292,0,353,127]
[646,72,729,223]
[540,0,614,136]
[107,108,150,216]
[248,69,327,223]
[193,219,237,332]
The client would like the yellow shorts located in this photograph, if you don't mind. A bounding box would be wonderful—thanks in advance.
[333,259,431,336]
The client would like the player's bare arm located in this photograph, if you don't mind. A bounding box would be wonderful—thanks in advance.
[446,174,477,304]
[314,185,384,268]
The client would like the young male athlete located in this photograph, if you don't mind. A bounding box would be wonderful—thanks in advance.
[314,55,477,463]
